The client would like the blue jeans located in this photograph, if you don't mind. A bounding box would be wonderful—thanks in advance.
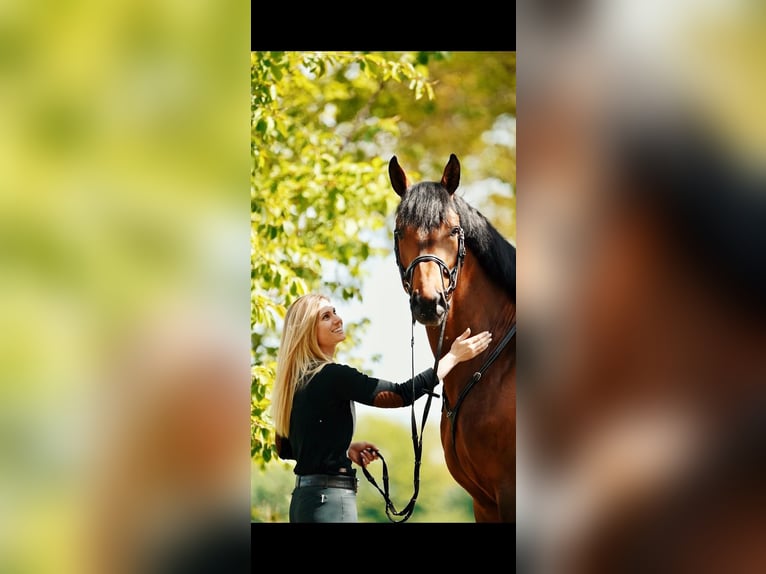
[289,485,358,523]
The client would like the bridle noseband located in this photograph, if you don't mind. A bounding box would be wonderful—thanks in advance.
[394,226,466,301]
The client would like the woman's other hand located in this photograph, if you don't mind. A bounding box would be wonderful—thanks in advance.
[347,441,380,468]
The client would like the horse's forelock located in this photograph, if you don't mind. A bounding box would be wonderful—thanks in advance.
[395,181,456,232]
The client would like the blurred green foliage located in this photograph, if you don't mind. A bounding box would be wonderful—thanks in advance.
[251,51,436,465]
[365,51,517,240]
[0,1,250,572]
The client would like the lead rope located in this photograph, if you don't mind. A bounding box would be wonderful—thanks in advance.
[360,302,448,523]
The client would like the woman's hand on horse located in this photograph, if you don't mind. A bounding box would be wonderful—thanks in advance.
[451,327,493,362]
[348,441,380,468]
[437,328,492,380]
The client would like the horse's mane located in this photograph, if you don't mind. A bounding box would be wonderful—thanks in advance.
[395,181,516,301]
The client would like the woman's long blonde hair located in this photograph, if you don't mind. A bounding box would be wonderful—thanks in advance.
[270,293,334,437]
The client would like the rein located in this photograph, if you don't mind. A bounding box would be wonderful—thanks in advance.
[360,313,447,523]
[360,226,463,523]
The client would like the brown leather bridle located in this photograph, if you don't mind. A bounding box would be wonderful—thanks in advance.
[393,225,466,301]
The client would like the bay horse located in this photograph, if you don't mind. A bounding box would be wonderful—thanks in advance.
[388,153,516,522]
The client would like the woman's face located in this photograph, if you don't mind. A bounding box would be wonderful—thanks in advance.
[315,302,345,356]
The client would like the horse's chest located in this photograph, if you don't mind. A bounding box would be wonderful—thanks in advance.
[440,411,495,480]
[438,379,515,484]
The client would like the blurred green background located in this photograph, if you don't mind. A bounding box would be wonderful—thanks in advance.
[0,1,250,572]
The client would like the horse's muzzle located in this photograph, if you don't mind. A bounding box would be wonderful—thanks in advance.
[410,292,447,326]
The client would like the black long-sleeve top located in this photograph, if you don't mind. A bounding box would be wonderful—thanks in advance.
[281,363,436,476]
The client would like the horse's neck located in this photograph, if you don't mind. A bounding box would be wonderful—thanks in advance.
[425,253,516,363]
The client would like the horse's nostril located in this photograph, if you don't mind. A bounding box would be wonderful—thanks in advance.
[411,293,446,319]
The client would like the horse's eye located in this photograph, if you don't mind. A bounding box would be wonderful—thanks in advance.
[451,227,460,236]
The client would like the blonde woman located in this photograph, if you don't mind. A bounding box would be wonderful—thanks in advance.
[270,292,492,523]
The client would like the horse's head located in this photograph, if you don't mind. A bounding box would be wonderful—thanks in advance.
[389,154,466,326]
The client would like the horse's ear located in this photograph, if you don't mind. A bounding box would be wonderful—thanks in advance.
[389,156,409,197]
[441,153,460,194]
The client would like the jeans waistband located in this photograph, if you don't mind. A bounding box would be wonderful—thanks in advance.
[295,474,358,492]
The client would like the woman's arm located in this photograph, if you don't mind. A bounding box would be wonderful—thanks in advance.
[329,328,492,408]
[274,433,295,460]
